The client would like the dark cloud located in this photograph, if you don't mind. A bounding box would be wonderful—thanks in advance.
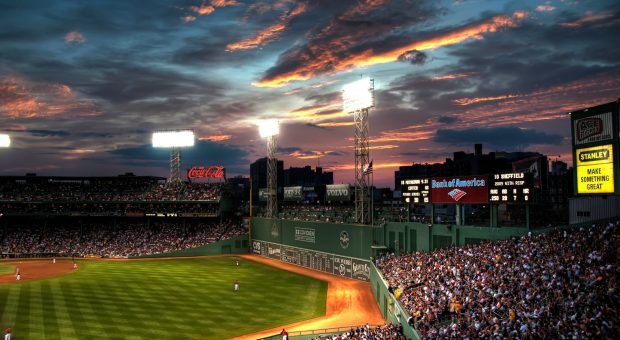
[434,127,563,148]
[110,140,249,174]
[397,50,428,65]
[438,115,458,124]
[26,129,71,137]
[277,146,302,153]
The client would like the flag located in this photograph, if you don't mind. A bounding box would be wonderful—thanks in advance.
[363,160,373,174]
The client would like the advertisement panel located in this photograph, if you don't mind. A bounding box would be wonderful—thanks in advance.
[326,184,351,201]
[258,188,268,202]
[294,227,316,243]
[252,240,370,281]
[401,178,431,203]
[512,155,547,189]
[573,112,614,145]
[489,172,533,203]
[187,166,225,180]
[575,144,615,194]
[283,186,303,201]
[431,176,489,204]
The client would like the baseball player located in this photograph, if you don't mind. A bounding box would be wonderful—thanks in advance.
[73,262,78,270]
[4,327,11,340]
[234,280,239,292]
[236,259,239,266]
[53,258,56,264]
[281,329,288,340]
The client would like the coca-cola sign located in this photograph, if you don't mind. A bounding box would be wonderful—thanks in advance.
[187,166,225,179]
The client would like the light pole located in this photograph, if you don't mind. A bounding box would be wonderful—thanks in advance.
[258,119,279,218]
[343,78,375,225]
[152,130,195,184]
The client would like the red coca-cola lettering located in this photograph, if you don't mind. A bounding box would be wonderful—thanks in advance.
[187,166,225,179]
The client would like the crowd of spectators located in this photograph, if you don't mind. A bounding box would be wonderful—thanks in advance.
[311,324,405,340]
[0,219,247,257]
[0,201,219,216]
[0,179,222,202]
[377,222,619,339]
[272,204,355,223]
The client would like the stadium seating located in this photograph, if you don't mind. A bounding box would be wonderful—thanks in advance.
[376,221,619,339]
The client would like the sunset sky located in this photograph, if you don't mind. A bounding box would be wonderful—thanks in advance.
[1,0,619,187]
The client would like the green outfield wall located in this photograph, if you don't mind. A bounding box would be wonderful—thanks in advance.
[251,218,375,259]
[370,263,420,340]
[380,222,528,253]
[251,218,375,281]
[130,235,249,258]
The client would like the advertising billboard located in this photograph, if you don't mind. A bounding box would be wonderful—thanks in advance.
[187,166,225,180]
[431,175,489,204]
[573,111,614,145]
[325,184,351,201]
[575,144,615,194]
[401,178,431,203]
[283,186,303,201]
[489,172,533,203]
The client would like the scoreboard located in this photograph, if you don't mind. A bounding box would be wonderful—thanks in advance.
[401,178,431,203]
[489,172,533,203]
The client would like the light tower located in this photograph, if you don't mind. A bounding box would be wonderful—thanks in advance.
[0,134,10,148]
[152,130,195,184]
[343,78,375,225]
[258,119,280,218]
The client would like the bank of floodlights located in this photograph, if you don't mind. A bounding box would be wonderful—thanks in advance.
[152,130,195,183]
[0,134,10,148]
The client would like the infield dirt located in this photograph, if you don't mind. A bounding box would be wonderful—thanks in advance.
[0,259,76,283]
[229,254,385,340]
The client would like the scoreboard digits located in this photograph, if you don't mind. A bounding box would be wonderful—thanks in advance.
[489,172,532,203]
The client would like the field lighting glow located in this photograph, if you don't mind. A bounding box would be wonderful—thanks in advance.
[258,119,280,138]
[343,78,374,113]
[152,130,195,148]
[0,134,10,148]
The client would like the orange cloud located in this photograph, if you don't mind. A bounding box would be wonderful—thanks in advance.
[0,75,99,118]
[326,162,410,172]
[431,72,476,81]
[560,11,614,28]
[536,5,555,12]
[287,102,349,122]
[211,0,240,7]
[64,31,86,44]
[227,3,307,51]
[453,94,519,106]
[191,5,215,15]
[182,16,197,23]
[289,150,336,159]
[199,134,233,142]
[255,11,527,87]
[68,149,97,154]
[316,121,355,127]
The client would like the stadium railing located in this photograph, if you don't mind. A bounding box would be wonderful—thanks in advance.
[259,324,384,340]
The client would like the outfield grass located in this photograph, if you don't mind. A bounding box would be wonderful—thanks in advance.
[0,264,14,275]
[0,257,327,339]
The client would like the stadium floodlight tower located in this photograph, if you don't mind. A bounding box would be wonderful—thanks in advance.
[0,134,10,148]
[152,130,195,184]
[343,78,375,225]
[258,119,280,218]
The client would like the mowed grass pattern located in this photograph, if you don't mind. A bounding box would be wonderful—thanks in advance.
[0,264,14,275]
[0,257,327,339]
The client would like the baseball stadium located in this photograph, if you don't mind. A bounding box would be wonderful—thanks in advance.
[1,1,620,339]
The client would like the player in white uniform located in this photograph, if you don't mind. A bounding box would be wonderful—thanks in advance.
[234,280,239,292]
